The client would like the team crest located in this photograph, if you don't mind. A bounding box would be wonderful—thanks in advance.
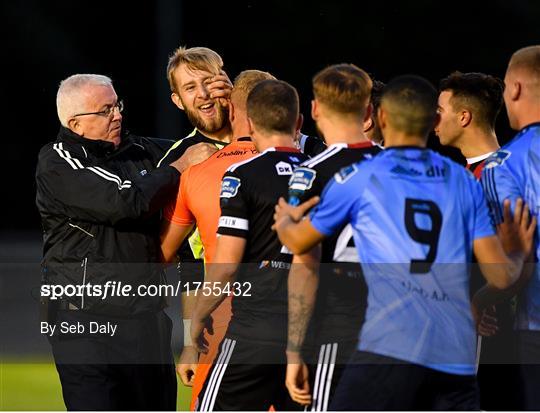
[275,161,293,175]
[484,150,511,169]
[220,176,241,198]
[335,164,358,184]
[288,167,317,192]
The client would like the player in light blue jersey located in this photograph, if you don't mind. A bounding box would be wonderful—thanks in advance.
[480,45,540,410]
[274,75,536,410]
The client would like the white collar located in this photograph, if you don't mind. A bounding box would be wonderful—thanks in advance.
[466,152,495,165]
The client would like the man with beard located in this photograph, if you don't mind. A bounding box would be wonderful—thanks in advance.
[160,69,275,409]
[159,46,233,167]
[156,46,234,410]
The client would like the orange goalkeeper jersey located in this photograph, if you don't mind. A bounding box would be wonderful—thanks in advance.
[163,137,258,410]
[164,137,257,263]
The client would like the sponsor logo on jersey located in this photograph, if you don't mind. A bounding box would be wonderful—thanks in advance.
[280,244,293,255]
[258,260,291,270]
[484,150,511,169]
[425,165,447,177]
[288,167,316,192]
[335,164,358,183]
[216,149,258,158]
[275,161,293,175]
[139,169,147,176]
[390,165,422,176]
[220,176,241,198]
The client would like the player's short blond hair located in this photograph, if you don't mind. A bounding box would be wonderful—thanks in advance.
[508,45,540,95]
[167,46,223,92]
[509,45,540,76]
[312,64,372,115]
[232,70,276,109]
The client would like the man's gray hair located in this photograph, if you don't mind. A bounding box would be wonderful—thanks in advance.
[56,74,113,127]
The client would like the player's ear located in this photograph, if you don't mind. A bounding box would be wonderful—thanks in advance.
[171,92,185,111]
[311,99,319,121]
[377,106,386,130]
[460,110,472,127]
[247,117,255,136]
[228,100,235,124]
[364,103,373,123]
[363,104,374,132]
[510,81,521,101]
[295,113,304,136]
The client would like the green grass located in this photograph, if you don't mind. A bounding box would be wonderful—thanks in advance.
[0,359,191,411]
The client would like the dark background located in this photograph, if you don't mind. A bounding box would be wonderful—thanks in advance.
[3,0,540,232]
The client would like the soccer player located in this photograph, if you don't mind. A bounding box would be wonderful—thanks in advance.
[435,70,519,409]
[480,45,540,410]
[160,69,275,407]
[284,63,380,410]
[435,71,504,178]
[160,46,233,165]
[158,47,233,387]
[274,75,535,410]
[435,67,529,408]
[190,79,309,411]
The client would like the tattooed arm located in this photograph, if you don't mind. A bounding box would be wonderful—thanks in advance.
[285,246,321,406]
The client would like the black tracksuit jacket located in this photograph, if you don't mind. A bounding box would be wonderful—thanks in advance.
[35,127,179,316]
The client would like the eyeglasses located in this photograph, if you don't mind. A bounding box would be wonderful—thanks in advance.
[73,100,124,118]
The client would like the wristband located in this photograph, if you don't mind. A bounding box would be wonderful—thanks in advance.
[183,319,192,347]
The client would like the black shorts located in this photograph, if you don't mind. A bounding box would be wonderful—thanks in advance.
[330,351,479,411]
[303,340,356,411]
[517,330,540,410]
[196,337,302,411]
[477,321,521,410]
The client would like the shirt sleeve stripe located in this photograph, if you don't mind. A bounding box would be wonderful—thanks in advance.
[218,216,249,230]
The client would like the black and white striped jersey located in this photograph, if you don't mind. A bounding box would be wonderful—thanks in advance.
[288,141,382,343]
[217,147,309,344]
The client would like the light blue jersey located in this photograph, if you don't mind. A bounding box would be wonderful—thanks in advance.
[310,147,495,375]
[482,123,540,331]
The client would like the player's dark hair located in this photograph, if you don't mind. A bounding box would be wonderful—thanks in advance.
[247,79,299,134]
[439,71,504,130]
[381,75,438,137]
[370,80,385,112]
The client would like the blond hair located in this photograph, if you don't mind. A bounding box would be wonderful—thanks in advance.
[232,69,276,109]
[312,64,372,115]
[508,45,540,95]
[167,46,223,92]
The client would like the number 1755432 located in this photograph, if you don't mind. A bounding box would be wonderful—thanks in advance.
[183,281,252,297]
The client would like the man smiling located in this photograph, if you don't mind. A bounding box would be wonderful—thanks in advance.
[159,46,234,166]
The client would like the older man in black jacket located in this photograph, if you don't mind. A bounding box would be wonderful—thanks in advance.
[35,73,206,410]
